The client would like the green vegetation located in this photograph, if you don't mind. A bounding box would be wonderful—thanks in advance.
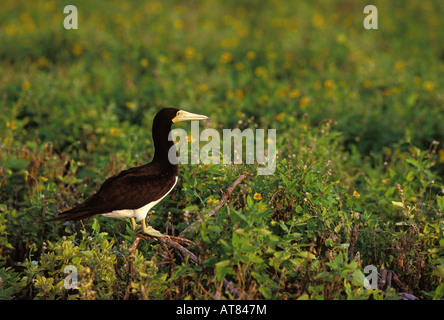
[1,0,443,300]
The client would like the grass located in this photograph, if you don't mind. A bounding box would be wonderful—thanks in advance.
[0,0,443,300]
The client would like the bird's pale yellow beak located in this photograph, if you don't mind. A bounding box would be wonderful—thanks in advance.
[172,110,209,123]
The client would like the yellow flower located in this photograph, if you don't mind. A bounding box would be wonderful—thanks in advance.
[21,81,31,90]
[246,50,256,60]
[352,191,360,198]
[6,122,17,130]
[254,66,267,77]
[207,198,219,206]
[140,58,149,67]
[324,80,335,91]
[5,24,15,35]
[158,55,168,64]
[423,81,435,91]
[109,127,118,136]
[125,102,135,110]
[336,33,347,44]
[235,89,243,99]
[312,13,324,28]
[198,84,209,92]
[220,51,233,64]
[299,96,310,107]
[173,19,184,30]
[37,57,49,68]
[275,112,285,121]
[439,149,444,163]
[395,61,405,71]
[72,44,83,56]
[253,193,262,201]
[184,47,195,59]
[289,89,300,99]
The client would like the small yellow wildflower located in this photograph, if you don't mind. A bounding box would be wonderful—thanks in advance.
[395,61,405,71]
[299,96,310,107]
[173,19,184,30]
[208,198,219,206]
[158,55,168,64]
[324,80,335,91]
[352,191,360,198]
[289,89,300,99]
[336,33,347,44]
[254,66,267,77]
[22,81,31,90]
[275,112,285,121]
[72,44,83,56]
[6,122,17,130]
[37,57,49,68]
[235,89,244,99]
[423,81,435,91]
[184,47,195,59]
[312,13,324,28]
[439,149,444,163]
[220,51,233,64]
[125,102,135,110]
[246,50,256,60]
[253,193,262,201]
[5,24,16,35]
[140,58,149,67]
[266,50,277,60]
[109,127,118,136]
[198,84,209,92]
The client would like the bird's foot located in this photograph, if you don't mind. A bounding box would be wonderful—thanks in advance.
[132,219,169,238]
[142,225,169,238]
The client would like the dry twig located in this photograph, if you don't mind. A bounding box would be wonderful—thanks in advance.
[179,173,248,236]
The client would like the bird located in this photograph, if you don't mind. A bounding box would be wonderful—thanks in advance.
[51,108,209,237]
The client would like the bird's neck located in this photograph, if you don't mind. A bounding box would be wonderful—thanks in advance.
[152,122,178,166]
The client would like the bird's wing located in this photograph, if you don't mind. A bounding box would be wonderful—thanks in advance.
[52,173,177,221]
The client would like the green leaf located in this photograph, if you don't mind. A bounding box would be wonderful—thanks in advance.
[90,218,100,233]
[391,201,404,208]
[437,196,444,212]
[215,260,232,281]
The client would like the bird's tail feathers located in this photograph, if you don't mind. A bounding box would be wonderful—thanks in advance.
[49,208,99,222]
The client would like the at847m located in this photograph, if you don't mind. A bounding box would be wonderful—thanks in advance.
[219,304,267,315]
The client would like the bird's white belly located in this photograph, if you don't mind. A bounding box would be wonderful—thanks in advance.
[100,177,178,221]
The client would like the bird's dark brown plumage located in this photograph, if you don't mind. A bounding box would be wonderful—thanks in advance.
[51,108,193,223]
